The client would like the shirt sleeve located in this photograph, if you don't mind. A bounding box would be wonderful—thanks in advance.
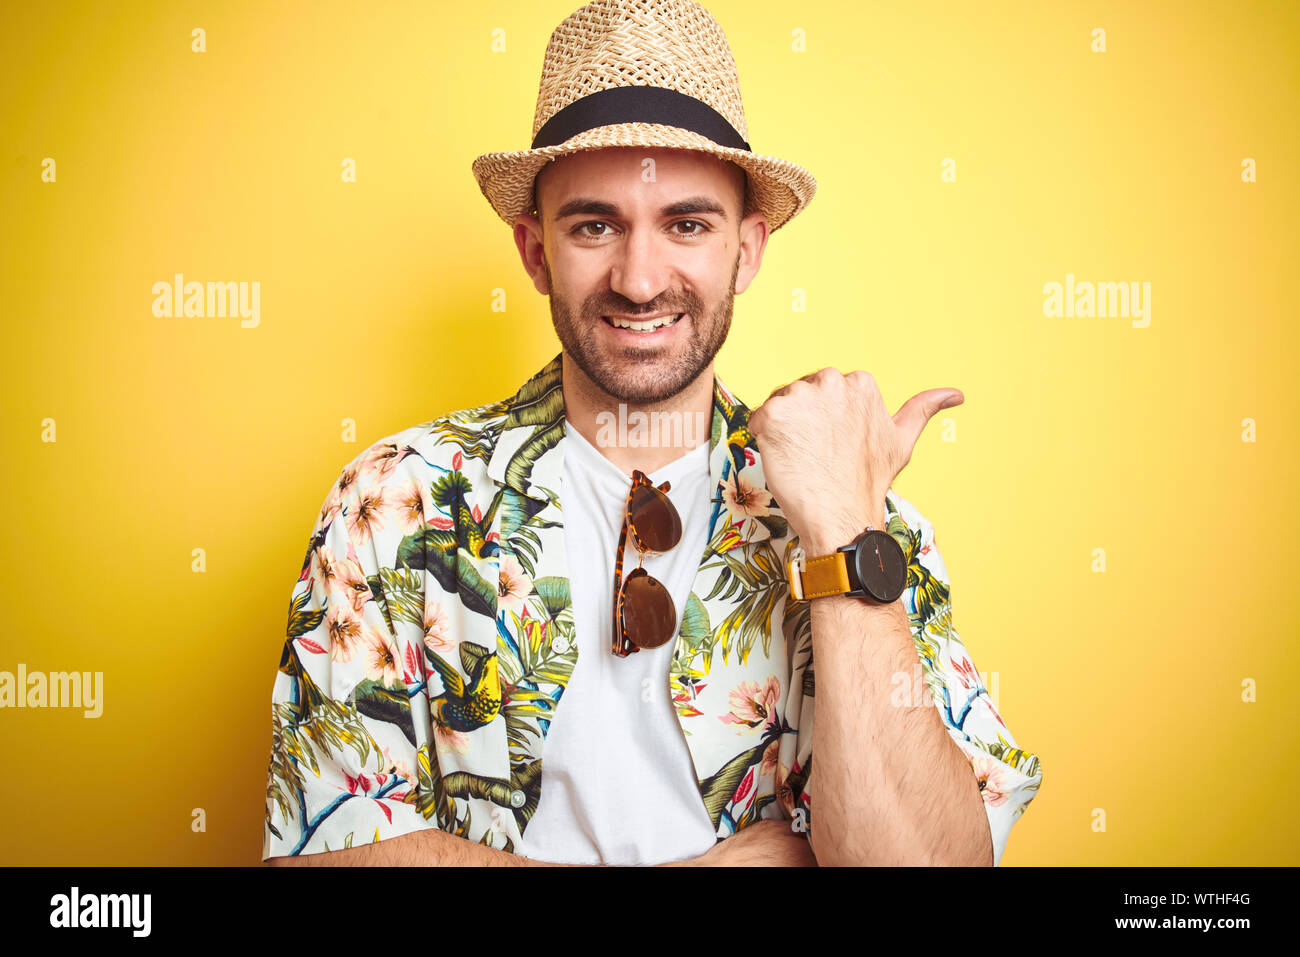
[785,491,1043,866]
[263,457,438,860]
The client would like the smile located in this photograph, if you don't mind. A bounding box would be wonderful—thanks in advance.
[601,313,685,333]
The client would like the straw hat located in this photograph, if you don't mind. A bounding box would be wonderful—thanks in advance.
[470,0,817,233]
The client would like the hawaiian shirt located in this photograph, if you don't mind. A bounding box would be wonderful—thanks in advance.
[262,353,1043,865]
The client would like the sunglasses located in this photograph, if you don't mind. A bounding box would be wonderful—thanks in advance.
[612,469,683,657]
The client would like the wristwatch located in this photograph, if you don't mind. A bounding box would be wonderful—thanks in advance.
[786,525,908,603]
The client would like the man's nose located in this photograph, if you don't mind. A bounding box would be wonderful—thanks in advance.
[608,228,672,306]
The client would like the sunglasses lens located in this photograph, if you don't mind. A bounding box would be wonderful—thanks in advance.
[628,485,681,553]
[621,568,677,649]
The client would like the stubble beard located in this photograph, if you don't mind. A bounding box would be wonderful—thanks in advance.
[545,251,740,405]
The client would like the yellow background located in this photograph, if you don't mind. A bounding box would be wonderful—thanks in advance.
[1,0,1296,865]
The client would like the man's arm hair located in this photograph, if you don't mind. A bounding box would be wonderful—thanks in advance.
[266,826,554,866]
[265,818,815,867]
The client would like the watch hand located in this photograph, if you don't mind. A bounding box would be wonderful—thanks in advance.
[874,542,884,573]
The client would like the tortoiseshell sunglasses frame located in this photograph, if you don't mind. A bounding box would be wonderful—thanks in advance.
[611,469,682,657]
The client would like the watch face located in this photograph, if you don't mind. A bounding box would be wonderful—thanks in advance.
[853,530,908,601]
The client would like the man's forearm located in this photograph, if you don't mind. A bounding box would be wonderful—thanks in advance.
[266,825,560,866]
[266,825,801,867]
[801,517,992,867]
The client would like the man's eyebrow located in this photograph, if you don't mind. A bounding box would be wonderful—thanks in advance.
[553,196,730,221]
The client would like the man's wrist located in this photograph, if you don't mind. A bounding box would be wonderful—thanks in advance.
[798,505,886,556]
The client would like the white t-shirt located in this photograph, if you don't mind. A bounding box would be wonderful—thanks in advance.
[514,421,720,865]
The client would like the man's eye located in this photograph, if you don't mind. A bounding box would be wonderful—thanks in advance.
[675,220,707,236]
[575,221,612,238]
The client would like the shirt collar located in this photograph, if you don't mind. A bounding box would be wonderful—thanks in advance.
[486,353,782,546]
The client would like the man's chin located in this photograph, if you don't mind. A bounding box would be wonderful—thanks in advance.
[583,357,698,405]
[597,375,691,405]
[558,313,724,404]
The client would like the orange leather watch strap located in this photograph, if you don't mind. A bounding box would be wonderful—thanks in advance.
[799,552,852,599]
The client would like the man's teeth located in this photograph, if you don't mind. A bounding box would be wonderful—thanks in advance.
[605,313,684,332]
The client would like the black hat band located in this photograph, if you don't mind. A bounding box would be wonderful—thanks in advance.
[531,86,752,152]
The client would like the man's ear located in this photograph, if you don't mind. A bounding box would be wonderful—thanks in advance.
[732,210,769,297]
[513,215,550,295]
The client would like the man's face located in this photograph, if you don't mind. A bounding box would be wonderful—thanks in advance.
[517,147,768,404]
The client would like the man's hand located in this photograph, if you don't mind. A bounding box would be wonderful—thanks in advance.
[746,368,963,553]
[668,820,818,867]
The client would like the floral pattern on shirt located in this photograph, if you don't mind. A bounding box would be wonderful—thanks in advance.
[264,353,1042,863]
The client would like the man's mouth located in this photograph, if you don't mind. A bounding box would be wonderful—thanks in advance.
[601,313,685,333]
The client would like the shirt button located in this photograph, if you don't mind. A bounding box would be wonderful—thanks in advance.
[551,634,569,654]
[509,789,526,808]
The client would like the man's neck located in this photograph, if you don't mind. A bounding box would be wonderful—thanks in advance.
[560,353,714,477]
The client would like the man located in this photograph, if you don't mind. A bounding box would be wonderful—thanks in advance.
[263,0,1042,867]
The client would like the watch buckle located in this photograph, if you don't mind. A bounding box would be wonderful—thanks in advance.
[786,546,806,602]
